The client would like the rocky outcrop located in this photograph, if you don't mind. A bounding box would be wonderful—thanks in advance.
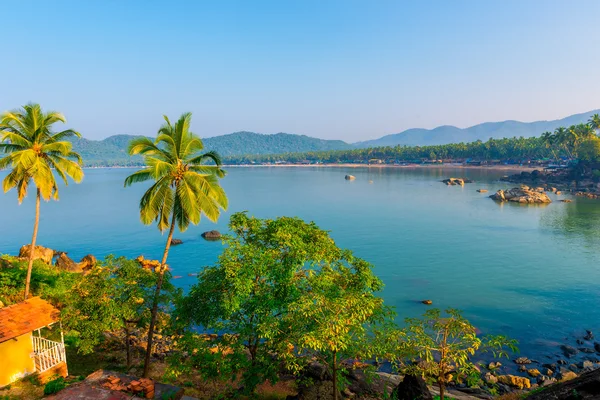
[497,374,531,389]
[442,178,473,186]
[135,255,168,273]
[19,245,54,264]
[391,374,433,400]
[345,175,356,180]
[490,186,552,204]
[526,368,600,399]
[55,252,82,272]
[201,230,221,240]
[79,254,97,270]
[170,238,183,246]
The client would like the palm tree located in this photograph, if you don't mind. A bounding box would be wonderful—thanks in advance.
[588,113,600,135]
[0,103,83,299]
[124,112,228,377]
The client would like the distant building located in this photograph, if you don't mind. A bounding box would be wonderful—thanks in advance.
[0,297,68,387]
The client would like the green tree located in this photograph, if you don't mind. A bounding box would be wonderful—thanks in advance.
[396,308,517,400]
[124,112,228,377]
[62,256,180,367]
[289,258,394,400]
[588,113,600,135]
[175,212,393,398]
[0,104,84,299]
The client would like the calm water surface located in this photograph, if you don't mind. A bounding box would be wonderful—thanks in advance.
[2,166,600,360]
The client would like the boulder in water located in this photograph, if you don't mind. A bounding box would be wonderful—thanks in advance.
[201,230,221,240]
[345,174,356,180]
[490,187,552,204]
[476,189,488,193]
[19,245,54,265]
[442,177,473,186]
[170,238,183,246]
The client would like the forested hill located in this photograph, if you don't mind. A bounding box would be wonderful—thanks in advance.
[355,109,600,147]
[69,131,352,166]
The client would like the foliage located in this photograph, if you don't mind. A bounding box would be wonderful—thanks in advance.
[577,137,600,162]
[172,212,393,397]
[0,103,83,202]
[124,112,228,377]
[61,256,180,358]
[395,308,518,400]
[43,377,66,395]
[0,256,77,306]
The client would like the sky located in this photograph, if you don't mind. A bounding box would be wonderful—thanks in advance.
[1,0,600,142]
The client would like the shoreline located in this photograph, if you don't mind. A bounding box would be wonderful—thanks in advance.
[221,163,537,172]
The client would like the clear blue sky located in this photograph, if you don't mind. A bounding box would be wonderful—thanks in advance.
[2,0,599,142]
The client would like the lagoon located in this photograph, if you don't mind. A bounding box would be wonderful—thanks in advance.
[1,166,600,361]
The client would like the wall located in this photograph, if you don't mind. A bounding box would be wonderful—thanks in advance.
[0,333,35,387]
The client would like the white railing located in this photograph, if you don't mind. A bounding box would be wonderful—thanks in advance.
[32,336,66,372]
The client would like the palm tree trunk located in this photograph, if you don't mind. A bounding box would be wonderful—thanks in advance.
[24,189,41,300]
[142,212,177,378]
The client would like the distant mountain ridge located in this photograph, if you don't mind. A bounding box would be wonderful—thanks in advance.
[354,109,600,148]
[69,131,352,166]
[69,109,599,166]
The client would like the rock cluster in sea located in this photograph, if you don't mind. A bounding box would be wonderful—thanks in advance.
[442,177,473,186]
[490,186,552,203]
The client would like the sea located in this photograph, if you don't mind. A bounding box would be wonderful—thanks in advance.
[2,166,600,363]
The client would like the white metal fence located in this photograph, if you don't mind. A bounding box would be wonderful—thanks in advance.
[32,336,66,372]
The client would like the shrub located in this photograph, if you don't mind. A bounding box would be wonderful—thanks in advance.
[43,377,66,395]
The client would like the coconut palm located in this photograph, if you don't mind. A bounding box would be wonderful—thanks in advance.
[0,104,84,299]
[588,113,600,135]
[124,112,228,377]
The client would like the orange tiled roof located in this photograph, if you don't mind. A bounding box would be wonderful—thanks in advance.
[0,297,60,343]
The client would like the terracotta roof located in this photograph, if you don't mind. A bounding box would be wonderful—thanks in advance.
[0,297,60,343]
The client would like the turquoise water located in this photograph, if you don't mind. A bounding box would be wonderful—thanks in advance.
[2,166,600,360]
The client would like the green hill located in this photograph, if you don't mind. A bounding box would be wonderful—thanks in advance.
[70,132,351,167]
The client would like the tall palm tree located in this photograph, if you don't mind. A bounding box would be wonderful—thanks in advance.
[124,112,228,377]
[0,103,84,299]
[588,113,600,135]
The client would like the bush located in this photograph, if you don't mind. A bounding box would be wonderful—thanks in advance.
[43,377,66,395]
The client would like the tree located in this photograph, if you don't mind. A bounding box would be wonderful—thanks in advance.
[62,256,180,367]
[397,308,518,400]
[175,212,393,398]
[588,113,600,135]
[0,103,84,299]
[289,257,394,400]
[124,112,228,377]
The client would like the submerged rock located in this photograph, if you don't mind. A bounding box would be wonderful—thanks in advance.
[421,300,432,305]
[170,238,183,246]
[345,174,356,180]
[490,187,552,204]
[561,345,579,358]
[515,357,532,365]
[476,189,488,193]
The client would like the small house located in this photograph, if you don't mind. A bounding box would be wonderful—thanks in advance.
[0,297,68,387]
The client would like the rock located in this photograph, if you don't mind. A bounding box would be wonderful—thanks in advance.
[484,372,498,384]
[303,362,331,381]
[561,199,573,203]
[594,343,600,353]
[556,191,562,195]
[579,361,594,370]
[391,374,433,400]
[421,300,432,305]
[345,175,356,180]
[580,348,595,354]
[527,369,600,399]
[515,357,532,365]
[561,345,579,358]
[476,189,488,193]
[528,369,541,378]
[19,244,54,264]
[78,254,97,270]
[170,238,183,246]
[519,365,527,372]
[585,330,594,341]
[497,374,531,390]
[490,187,552,203]
[55,252,82,272]
[345,369,397,398]
[442,177,473,186]
[558,359,568,365]
[560,371,578,382]
[201,230,221,240]
[538,376,557,387]
[488,361,502,370]
[288,380,336,400]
